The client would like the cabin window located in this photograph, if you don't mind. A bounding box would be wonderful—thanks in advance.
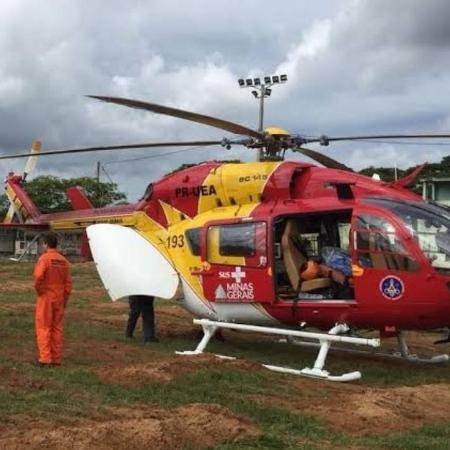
[354,213,420,272]
[219,223,256,257]
[207,222,267,267]
[185,228,201,256]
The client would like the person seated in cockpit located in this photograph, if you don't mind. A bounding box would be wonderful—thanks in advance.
[299,259,346,285]
[299,247,353,299]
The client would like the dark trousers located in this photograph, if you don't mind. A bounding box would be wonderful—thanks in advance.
[125,295,155,341]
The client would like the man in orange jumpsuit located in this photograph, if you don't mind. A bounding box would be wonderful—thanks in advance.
[34,232,72,366]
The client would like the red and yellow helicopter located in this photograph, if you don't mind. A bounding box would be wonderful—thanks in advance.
[1,93,450,381]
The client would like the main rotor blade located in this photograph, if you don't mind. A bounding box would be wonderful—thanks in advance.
[293,146,352,171]
[304,133,450,145]
[0,140,222,161]
[88,95,264,140]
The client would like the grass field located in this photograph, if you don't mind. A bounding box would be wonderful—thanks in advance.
[1,261,450,449]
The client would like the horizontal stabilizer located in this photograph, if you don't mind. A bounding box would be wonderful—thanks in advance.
[87,224,179,300]
[0,223,48,230]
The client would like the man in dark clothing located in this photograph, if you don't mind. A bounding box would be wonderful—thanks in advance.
[125,295,158,342]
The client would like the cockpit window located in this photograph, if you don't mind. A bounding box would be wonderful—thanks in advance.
[185,227,201,256]
[141,183,153,201]
[354,213,419,272]
[356,214,407,254]
[356,214,395,233]
[365,198,450,273]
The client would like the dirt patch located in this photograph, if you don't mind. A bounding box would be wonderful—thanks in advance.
[0,403,259,450]
[157,306,198,338]
[96,353,260,385]
[0,343,37,362]
[64,338,143,365]
[343,383,450,435]
[68,309,128,328]
[70,303,199,339]
[0,301,34,313]
[0,280,34,293]
[251,379,450,436]
[90,299,130,311]
[0,366,48,391]
[72,287,109,301]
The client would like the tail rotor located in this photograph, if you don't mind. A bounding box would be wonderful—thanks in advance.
[3,139,41,223]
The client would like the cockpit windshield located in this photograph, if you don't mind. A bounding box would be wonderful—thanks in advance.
[365,198,450,274]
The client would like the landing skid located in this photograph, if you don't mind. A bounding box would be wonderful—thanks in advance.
[262,364,362,382]
[396,331,449,363]
[176,319,380,382]
[281,330,449,364]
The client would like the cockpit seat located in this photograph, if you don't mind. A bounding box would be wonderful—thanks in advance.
[281,220,331,293]
[300,278,332,292]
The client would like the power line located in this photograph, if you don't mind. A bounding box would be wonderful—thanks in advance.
[102,145,214,166]
[330,139,450,146]
[101,164,115,184]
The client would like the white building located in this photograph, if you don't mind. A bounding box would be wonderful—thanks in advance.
[420,177,450,206]
[1,229,84,260]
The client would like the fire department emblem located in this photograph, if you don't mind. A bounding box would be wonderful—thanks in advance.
[379,276,405,300]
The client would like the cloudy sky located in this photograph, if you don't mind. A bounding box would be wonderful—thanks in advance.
[1,0,450,201]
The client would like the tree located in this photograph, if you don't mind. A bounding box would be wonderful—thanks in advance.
[21,175,127,214]
[62,176,127,208]
[359,156,450,183]
[441,155,450,168]
[0,194,9,219]
[359,166,406,182]
[22,176,69,213]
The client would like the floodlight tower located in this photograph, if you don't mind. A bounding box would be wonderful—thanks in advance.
[237,74,288,160]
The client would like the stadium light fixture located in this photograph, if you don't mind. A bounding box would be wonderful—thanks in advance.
[237,73,289,161]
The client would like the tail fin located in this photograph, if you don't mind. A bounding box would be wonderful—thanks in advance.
[65,186,94,260]
[66,186,94,210]
[388,163,427,188]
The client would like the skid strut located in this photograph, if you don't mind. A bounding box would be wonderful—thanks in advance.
[176,319,380,382]
[396,331,449,363]
[282,331,449,364]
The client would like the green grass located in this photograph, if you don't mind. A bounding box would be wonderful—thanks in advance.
[1,261,450,449]
[167,335,450,387]
[361,424,450,450]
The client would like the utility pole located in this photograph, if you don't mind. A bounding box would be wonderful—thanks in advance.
[237,74,288,160]
[96,161,101,183]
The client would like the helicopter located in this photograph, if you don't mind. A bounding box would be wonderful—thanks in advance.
[1,92,450,381]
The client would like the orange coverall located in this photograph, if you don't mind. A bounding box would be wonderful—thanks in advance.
[34,248,72,364]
